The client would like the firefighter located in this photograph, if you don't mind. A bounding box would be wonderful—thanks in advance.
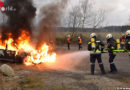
[125,30,130,55]
[120,34,126,49]
[78,36,82,50]
[67,35,71,50]
[106,34,118,73]
[88,33,106,75]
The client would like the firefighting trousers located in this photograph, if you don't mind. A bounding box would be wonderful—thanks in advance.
[67,43,70,50]
[90,54,106,74]
[109,53,117,72]
[78,44,82,50]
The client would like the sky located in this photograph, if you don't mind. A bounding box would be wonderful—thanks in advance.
[0,0,130,26]
[94,0,130,26]
[67,0,130,26]
[33,0,130,26]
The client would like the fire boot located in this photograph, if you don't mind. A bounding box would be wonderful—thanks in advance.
[99,64,106,74]
[110,63,118,73]
[91,64,95,75]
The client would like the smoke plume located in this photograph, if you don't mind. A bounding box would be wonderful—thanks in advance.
[36,0,68,48]
[1,0,36,41]
[0,0,68,48]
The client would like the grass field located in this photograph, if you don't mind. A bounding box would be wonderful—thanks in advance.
[55,32,124,45]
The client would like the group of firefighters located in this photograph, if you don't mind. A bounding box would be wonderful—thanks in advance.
[66,30,130,75]
[67,35,82,50]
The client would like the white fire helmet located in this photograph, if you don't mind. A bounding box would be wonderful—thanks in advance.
[78,36,81,39]
[106,34,113,39]
[90,33,96,38]
[126,30,130,36]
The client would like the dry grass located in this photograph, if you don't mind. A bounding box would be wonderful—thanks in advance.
[55,32,123,45]
[18,75,72,90]
[121,77,130,86]
[19,75,44,89]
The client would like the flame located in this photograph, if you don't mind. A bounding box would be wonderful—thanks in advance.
[0,30,56,66]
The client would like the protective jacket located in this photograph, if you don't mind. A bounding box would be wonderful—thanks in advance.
[88,36,104,54]
[120,36,126,44]
[107,38,117,53]
[67,37,71,44]
[78,38,82,44]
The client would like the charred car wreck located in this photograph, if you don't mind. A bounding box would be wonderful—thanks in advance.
[0,45,26,64]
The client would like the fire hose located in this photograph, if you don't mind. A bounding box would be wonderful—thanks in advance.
[101,49,128,53]
[102,49,130,60]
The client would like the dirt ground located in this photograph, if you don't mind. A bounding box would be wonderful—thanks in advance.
[0,46,130,90]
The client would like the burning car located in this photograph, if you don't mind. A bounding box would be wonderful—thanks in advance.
[0,30,56,65]
[0,49,24,63]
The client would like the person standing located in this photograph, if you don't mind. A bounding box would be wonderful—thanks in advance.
[67,35,71,50]
[78,36,82,50]
[88,33,106,75]
[106,34,118,73]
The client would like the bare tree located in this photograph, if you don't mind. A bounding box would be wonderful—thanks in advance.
[80,0,92,29]
[66,5,82,36]
[65,0,106,34]
[80,0,106,28]
[90,9,106,28]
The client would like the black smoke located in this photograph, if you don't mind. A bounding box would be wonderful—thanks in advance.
[1,0,36,41]
[36,0,68,48]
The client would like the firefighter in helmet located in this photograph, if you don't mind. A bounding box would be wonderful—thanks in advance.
[67,35,71,50]
[106,34,118,73]
[120,34,126,49]
[88,33,106,75]
[78,36,82,50]
[125,30,130,54]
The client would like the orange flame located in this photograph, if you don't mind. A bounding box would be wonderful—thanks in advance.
[0,30,56,66]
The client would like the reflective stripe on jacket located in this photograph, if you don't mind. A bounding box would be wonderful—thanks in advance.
[90,49,101,54]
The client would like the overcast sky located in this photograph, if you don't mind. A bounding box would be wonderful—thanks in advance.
[33,0,130,26]
[1,0,130,26]
[94,0,130,26]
